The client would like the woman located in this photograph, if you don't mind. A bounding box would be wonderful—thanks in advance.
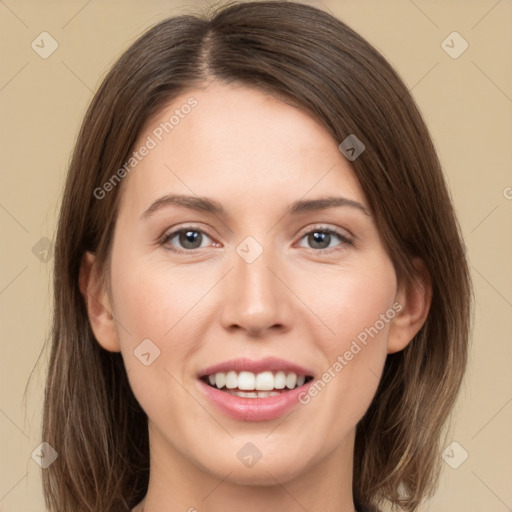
[41,2,472,511]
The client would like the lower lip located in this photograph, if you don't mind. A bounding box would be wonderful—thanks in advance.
[197,379,313,422]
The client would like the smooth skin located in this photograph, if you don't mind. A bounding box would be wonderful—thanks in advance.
[80,81,431,512]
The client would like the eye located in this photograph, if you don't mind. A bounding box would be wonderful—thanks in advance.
[160,225,352,254]
[161,227,215,252]
[296,226,352,252]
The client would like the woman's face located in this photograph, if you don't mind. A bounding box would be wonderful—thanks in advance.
[89,81,409,487]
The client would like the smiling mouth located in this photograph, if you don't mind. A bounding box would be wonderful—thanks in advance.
[200,370,314,398]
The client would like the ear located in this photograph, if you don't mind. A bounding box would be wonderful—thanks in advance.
[387,258,432,354]
[79,251,121,352]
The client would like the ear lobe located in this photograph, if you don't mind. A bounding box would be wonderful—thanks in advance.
[387,258,432,354]
[79,251,121,352]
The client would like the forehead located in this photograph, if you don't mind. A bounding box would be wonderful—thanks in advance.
[117,81,367,217]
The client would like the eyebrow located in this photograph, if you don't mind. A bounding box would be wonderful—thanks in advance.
[140,194,370,220]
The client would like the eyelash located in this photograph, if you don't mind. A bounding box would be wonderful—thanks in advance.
[159,225,353,254]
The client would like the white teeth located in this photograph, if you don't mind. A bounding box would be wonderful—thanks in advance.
[225,371,238,389]
[238,371,256,390]
[215,372,226,389]
[205,371,309,391]
[286,373,297,389]
[255,371,274,390]
[274,371,286,389]
[225,390,282,398]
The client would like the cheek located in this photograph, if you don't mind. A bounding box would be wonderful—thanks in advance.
[297,261,396,416]
[302,260,397,352]
[108,258,204,420]
[110,251,204,341]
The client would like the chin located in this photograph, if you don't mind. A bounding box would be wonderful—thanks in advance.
[197,449,312,486]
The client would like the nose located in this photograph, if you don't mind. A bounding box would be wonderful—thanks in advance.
[219,243,295,336]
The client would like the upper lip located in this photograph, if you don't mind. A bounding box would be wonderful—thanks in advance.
[198,357,315,378]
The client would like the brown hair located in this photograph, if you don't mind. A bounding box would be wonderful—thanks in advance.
[41,1,472,511]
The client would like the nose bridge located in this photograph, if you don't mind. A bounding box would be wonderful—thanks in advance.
[220,235,292,334]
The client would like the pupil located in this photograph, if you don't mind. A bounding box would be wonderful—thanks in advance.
[181,230,201,249]
[310,231,329,249]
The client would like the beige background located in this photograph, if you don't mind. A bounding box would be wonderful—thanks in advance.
[1,0,511,510]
